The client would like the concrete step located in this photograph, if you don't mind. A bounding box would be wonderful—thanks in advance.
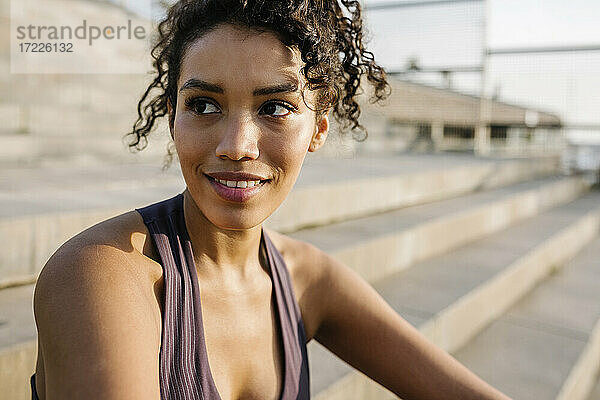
[452,236,600,400]
[0,153,561,207]
[5,188,596,400]
[0,155,566,288]
[0,132,171,167]
[0,185,597,399]
[0,285,36,400]
[0,103,139,137]
[1,74,150,115]
[271,154,562,232]
[0,163,184,195]
[289,175,588,283]
[587,377,600,400]
[308,191,600,399]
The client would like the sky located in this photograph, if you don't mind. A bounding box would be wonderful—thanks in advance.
[364,0,600,48]
[487,0,600,48]
[363,0,600,130]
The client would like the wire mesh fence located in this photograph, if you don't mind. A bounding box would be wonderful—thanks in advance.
[359,0,600,179]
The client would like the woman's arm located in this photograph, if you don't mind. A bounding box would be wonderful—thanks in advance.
[308,246,512,400]
[33,242,161,400]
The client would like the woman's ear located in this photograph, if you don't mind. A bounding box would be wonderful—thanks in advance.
[308,113,329,152]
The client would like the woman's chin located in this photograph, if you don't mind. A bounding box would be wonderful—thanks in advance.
[208,213,266,232]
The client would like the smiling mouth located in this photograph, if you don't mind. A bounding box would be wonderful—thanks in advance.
[205,175,270,188]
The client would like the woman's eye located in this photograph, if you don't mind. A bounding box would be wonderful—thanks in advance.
[260,102,293,117]
[186,98,220,115]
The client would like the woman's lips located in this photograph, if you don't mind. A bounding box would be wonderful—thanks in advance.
[205,174,269,202]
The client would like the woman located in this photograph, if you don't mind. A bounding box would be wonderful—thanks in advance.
[31,0,512,399]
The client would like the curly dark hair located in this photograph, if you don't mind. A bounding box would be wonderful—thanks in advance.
[125,0,390,166]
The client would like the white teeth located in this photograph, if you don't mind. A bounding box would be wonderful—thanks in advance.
[215,178,262,188]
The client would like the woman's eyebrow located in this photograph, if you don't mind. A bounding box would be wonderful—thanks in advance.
[179,78,224,94]
[253,80,299,96]
[179,78,299,96]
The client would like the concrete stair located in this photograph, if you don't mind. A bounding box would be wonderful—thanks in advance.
[0,0,157,167]
[0,155,561,288]
[0,285,37,400]
[0,103,139,137]
[452,235,600,400]
[1,153,599,400]
[0,130,172,167]
[0,70,162,167]
[289,175,588,283]
[588,378,600,400]
[0,74,150,114]
[306,191,600,399]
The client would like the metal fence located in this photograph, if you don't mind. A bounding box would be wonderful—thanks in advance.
[360,0,600,178]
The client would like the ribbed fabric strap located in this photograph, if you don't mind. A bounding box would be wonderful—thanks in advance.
[135,193,310,400]
[138,195,209,400]
[30,193,309,400]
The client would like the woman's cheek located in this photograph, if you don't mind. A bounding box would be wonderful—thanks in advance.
[174,116,215,158]
[270,117,313,153]
[267,127,313,184]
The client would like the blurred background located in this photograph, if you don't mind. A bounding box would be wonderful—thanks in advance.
[1,0,599,399]
[360,0,600,175]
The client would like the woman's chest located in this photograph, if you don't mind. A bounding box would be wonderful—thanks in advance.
[201,284,286,400]
[144,258,288,400]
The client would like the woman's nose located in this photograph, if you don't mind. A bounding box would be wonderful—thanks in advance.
[215,114,260,161]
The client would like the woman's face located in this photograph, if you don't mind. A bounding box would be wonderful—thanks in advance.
[171,24,328,230]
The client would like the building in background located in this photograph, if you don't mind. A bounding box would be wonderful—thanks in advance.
[359,78,562,156]
[363,0,600,175]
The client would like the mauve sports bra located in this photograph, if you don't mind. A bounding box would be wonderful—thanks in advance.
[31,192,310,400]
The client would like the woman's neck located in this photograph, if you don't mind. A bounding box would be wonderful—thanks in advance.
[182,189,265,281]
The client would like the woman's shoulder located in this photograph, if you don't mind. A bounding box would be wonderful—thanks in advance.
[51,208,156,260]
[36,209,161,301]
[263,228,335,341]
[34,208,163,335]
[263,228,328,282]
[32,210,163,399]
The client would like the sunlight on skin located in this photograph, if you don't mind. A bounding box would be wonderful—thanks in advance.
[166,24,329,274]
